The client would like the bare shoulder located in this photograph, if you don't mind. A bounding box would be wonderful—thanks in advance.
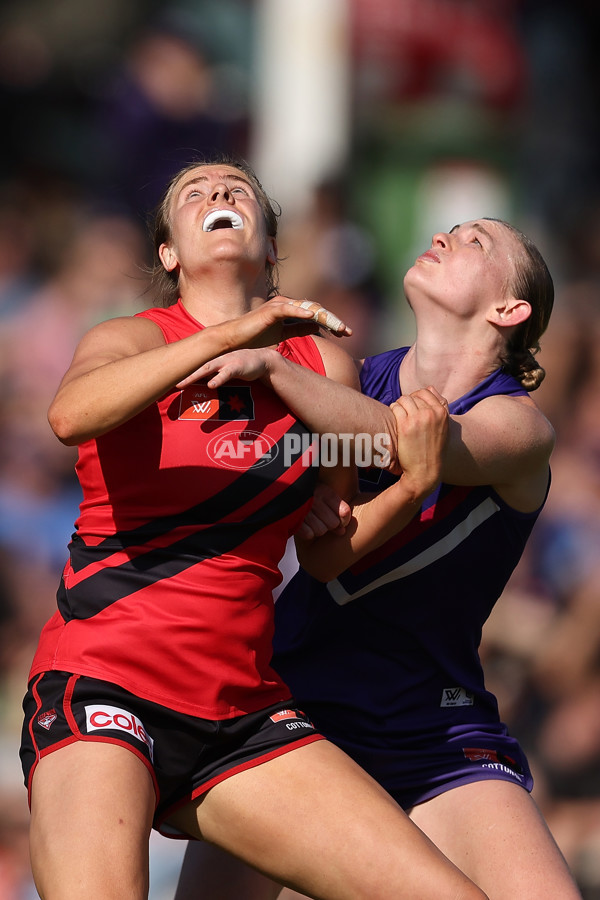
[312,334,361,388]
[67,314,166,375]
[513,394,556,452]
[465,393,555,456]
[81,313,165,354]
[445,393,554,512]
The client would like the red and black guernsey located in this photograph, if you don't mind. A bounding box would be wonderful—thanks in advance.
[29,300,324,719]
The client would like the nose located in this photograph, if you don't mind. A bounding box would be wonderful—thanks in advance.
[208,183,234,204]
[431,232,451,249]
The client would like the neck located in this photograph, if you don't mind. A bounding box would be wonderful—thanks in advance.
[178,266,268,326]
[399,317,504,402]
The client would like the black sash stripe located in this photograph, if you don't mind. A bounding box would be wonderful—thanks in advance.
[68,420,314,574]
[57,463,317,622]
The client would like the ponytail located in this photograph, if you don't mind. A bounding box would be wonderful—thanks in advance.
[485,219,554,392]
[501,344,546,391]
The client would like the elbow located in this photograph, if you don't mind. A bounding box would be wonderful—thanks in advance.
[47,403,83,446]
[296,552,343,584]
[301,564,337,584]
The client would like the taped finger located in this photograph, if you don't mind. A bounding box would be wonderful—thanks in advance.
[298,300,346,333]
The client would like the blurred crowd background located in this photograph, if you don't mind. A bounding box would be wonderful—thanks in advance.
[1,0,600,897]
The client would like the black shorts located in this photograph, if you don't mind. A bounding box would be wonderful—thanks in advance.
[21,671,324,838]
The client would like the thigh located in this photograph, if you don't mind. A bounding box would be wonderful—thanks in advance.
[175,843,311,900]
[30,741,156,900]
[409,780,581,900]
[175,842,283,900]
[168,740,485,900]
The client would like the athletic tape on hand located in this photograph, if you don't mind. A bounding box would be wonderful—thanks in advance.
[298,300,345,333]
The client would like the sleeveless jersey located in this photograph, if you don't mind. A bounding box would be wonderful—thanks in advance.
[273,347,548,742]
[29,300,324,719]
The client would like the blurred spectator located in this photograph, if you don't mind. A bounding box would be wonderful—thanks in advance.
[89,14,247,219]
[515,0,600,276]
[278,175,384,357]
[350,0,526,111]
[0,185,42,323]
[0,205,151,671]
[0,201,153,899]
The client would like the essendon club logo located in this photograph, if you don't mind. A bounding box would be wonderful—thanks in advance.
[463,747,502,763]
[179,385,254,421]
[37,709,57,730]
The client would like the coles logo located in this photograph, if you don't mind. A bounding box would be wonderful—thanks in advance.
[85,704,154,761]
[207,429,278,470]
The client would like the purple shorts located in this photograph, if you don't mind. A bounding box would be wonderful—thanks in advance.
[301,702,534,811]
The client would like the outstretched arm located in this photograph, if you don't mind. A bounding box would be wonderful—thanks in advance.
[180,340,449,581]
[186,347,404,471]
[48,299,350,446]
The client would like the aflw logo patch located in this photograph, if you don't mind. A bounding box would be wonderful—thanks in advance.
[179,385,254,421]
[463,747,524,780]
[270,709,313,731]
[440,686,474,707]
[270,709,301,723]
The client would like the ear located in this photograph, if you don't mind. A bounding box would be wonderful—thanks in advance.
[487,296,531,328]
[266,237,278,267]
[159,242,179,272]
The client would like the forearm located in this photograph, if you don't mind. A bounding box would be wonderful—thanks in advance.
[49,322,243,445]
[263,353,398,456]
[296,475,429,582]
[297,389,448,581]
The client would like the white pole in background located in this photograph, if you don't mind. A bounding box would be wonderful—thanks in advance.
[251,0,351,216]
